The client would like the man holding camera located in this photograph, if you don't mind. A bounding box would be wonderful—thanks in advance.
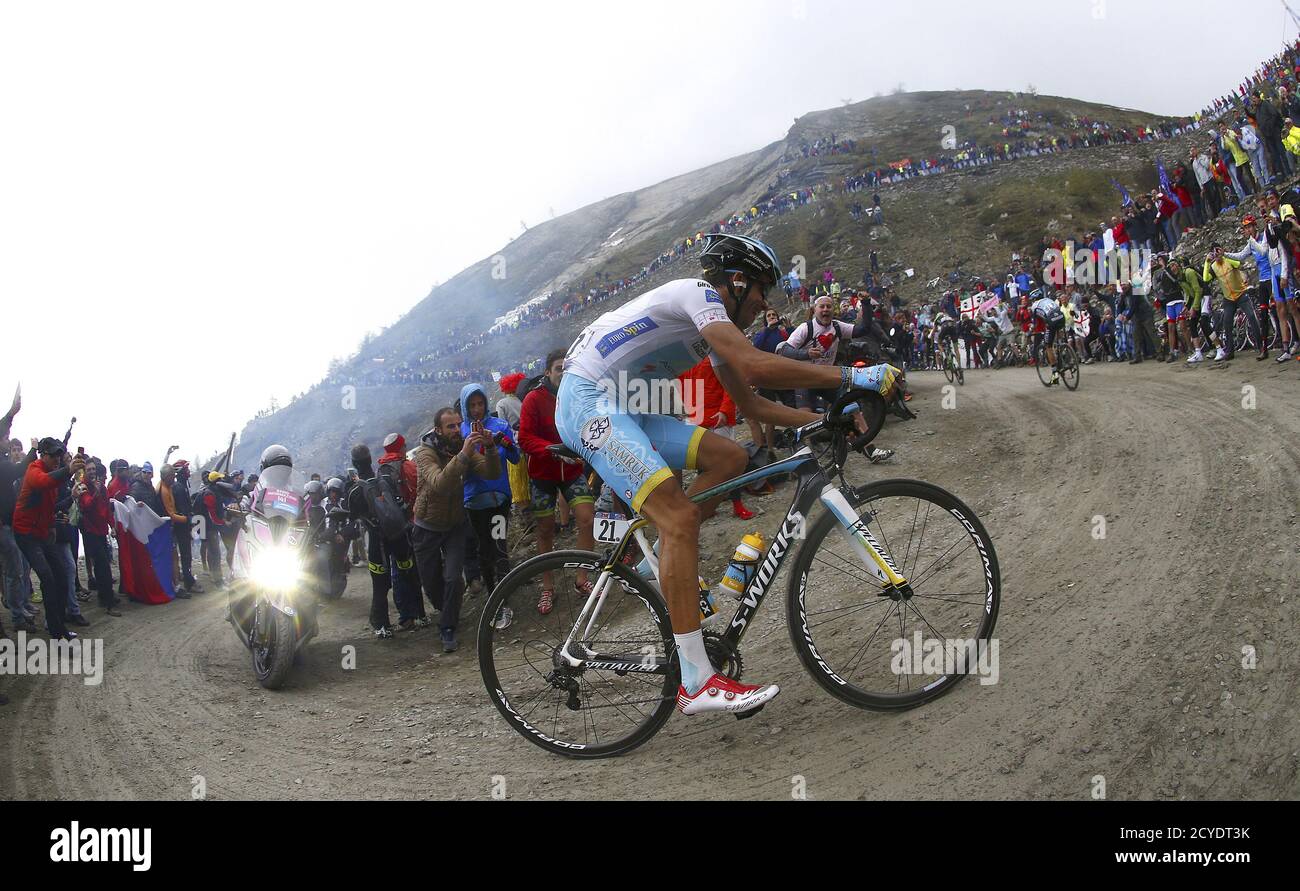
[411,408,499,651]
[13,437,85,640]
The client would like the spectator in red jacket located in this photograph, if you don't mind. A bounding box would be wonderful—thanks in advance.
[1172,181,1197,238]
[1014,295,1033,353]
[199,470,235,587]
[677,359,754,519]
[77,462,120,614]
[518,349,595,615]
[13,437,84,639]
[1156,189,1180,249]
[1110,215,1128,248]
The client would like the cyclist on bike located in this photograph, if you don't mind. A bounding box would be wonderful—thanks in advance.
[1226,215,1274,361]
[1030,288,1066,384]
[934,309,960,367]
[558,233,902,717]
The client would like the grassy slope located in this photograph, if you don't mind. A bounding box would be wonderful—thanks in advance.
[233,90,1190,471]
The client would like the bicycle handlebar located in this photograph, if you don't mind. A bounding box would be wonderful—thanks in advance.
[785,381,914,469]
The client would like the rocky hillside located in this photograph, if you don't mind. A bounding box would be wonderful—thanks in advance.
[233,90,1189,472]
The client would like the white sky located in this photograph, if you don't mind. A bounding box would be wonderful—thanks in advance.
[1,0,1291,464]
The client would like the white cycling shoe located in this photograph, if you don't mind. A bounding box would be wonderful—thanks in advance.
[676,672,779,718]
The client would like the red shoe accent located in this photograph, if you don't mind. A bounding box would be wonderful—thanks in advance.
[676,672,779,715]
[732,501,755,520]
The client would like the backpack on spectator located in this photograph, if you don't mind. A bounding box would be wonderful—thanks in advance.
[802,320,842,350]
[361,471,408,541]
[379,457,416,508]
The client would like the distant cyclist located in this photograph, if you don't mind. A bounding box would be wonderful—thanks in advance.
[934,308,960,366]
[558,234,902,717]
[1030,288,1066,384]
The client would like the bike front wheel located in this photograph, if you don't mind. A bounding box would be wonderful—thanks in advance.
[1060,345,1080,390]
[786,479,1000,711]
[478,550,678,758]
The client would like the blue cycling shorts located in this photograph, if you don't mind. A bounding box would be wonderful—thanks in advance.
[555,374,706,513]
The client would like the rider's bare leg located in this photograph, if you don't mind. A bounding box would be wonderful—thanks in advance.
[638,435,747,693]
[683,432,748,521]
[638,482,706,688]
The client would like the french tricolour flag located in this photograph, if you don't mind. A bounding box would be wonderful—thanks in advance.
[111,497,175,604]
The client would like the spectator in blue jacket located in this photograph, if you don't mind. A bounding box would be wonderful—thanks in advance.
[458,382,520,597]
[750,309,792,452]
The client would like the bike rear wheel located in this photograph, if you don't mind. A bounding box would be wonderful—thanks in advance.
[1234,313,1249,353]
[478,550,678,758]
[943,354,955,383]
[1035,345,1054,387]
[786,479,1000,710]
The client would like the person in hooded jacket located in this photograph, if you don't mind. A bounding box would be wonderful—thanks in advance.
[457,383,520,599]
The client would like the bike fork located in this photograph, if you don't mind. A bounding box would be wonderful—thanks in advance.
[818,486,909,588]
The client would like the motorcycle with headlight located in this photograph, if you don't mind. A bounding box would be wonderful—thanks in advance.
[229,464,324,688]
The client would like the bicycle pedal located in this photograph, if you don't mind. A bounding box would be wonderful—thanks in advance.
[734,704,766,721]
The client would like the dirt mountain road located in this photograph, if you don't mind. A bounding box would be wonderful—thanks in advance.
[3,360,1298,800]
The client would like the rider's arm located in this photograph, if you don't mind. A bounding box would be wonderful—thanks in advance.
[712,361,819,427]
[701,321,844,392]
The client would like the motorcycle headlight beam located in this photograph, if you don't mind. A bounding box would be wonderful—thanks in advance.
[251,547,302,591]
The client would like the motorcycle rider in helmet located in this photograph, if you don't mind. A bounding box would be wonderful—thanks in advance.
[260,445,291,470]
[342,468,363,566]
